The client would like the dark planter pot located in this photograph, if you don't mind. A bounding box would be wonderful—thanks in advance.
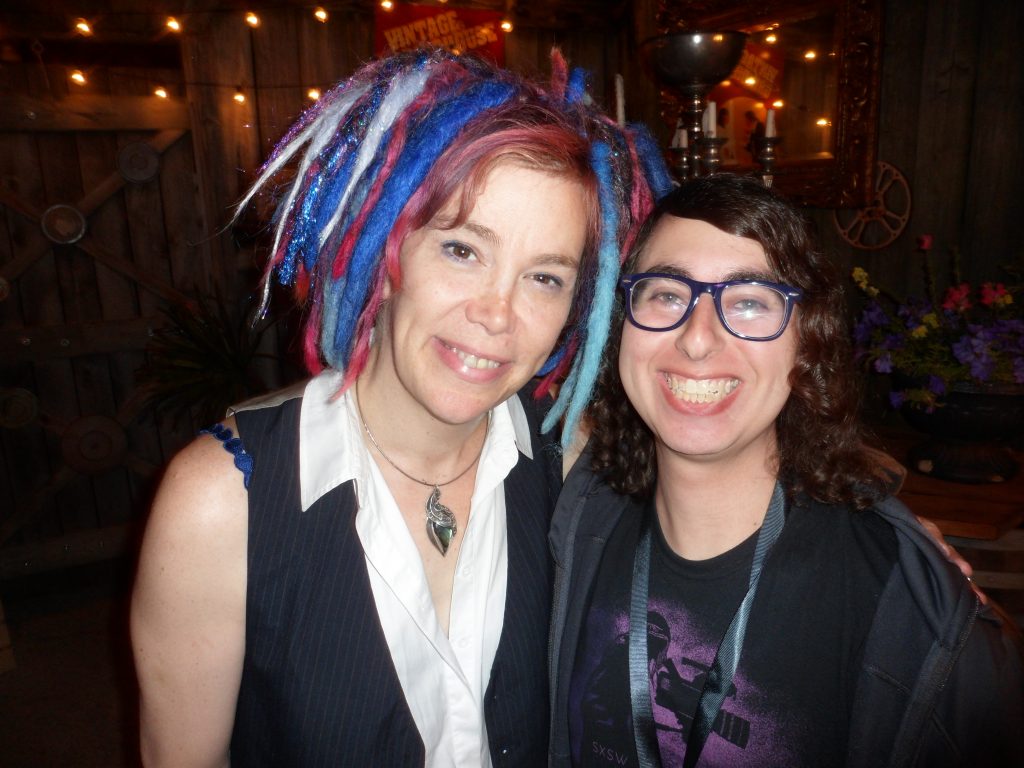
[899,380,1024,483]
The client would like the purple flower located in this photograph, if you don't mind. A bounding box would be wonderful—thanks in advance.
[874,354,893,373]
[853,303,888,344]
[953,335,994,381]
[874,332,900,351]
[927,375,946,396]
[863,303,888,326]
[889,390,905,409]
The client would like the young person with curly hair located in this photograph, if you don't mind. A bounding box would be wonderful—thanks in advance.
[130,49,672,767]
[549,173,1023,768]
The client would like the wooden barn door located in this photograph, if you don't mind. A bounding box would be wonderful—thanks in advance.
[0,5,376,590]
[0,1,629,589]
[0,32,217,582]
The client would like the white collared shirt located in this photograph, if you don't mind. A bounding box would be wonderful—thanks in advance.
[297,371,533,767]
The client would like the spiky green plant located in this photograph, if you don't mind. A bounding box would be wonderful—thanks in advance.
[137,291,278,426]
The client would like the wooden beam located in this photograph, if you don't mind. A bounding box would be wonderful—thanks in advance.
[0,523,137,579]
[3,37,181,68]
[0,317,165,362]
[0,130,188,285]
[74,231,190,304]
[77,130,186,217]
[1,94,190,132]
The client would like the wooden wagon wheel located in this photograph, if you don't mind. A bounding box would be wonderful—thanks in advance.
[0,388,38,429]
[833,161,912,250]
[60,415,128,474]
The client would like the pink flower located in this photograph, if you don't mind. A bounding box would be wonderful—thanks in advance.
[942,282,972,311]
[980,282,1009,307]
[916,234,934,251]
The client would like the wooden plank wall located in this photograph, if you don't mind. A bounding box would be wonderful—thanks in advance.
[810,0,1024,314]
[0,13,203,576]
[2,0,1019,578]
[507,0,1024,316]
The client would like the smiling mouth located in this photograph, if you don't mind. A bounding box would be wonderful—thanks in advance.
[665,375,740,404]
[446,342,502,370]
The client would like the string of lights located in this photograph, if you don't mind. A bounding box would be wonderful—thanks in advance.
[61,65,336,102]
[56,1,511,36]
[20,2,516,103]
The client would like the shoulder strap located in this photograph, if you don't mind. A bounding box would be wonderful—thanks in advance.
[200,423,254,489]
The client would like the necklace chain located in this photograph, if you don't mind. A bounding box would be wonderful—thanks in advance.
[354,383,488,556]
[355,385,488,490]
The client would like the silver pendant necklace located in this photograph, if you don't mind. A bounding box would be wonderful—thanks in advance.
[356,386,488,556]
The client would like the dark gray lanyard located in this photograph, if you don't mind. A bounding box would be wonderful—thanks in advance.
[629,483,786,768]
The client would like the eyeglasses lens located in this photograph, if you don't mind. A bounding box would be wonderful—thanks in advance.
[630,277,788,339]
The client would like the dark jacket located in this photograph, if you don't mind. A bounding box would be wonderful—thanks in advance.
[548,455,1024,768]
[228,390,560,766]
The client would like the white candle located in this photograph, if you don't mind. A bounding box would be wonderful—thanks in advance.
[766,109,776,138]
[706,101,717,138]
[670,119,686,149]
[614,74,625,126]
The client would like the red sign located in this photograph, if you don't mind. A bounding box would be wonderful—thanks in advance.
[375,4,505,64]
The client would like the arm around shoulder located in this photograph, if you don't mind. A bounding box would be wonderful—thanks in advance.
[131,424,249,767]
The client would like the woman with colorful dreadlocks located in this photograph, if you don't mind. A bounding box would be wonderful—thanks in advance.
[130,49,672,767]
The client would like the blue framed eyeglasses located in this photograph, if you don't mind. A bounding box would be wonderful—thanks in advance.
[620,272,803,341]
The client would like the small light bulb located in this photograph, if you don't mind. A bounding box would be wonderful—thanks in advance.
[234,89,247,104]
[816,117,829,126]
[245,12,260,28]
[70,70,87,85]
[765,33,777,44]
[500,20,513,33]
[772,100,784,108]
[744,77,756,86]
[166,17,181,32]
[154,86,168,99]
[804,50,817,60]
[314,7,328,23]
[712,34,724,42]
[75,19,92,35]
[307,88,321,101]
[721,80,732,87]
[380,0,394,10]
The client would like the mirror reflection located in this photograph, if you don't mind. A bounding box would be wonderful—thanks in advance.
[709,13,838,167]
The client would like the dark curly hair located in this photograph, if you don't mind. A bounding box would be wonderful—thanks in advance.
[588,173,888,509]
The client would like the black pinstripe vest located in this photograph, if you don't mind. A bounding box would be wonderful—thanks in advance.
[229,392,558,766]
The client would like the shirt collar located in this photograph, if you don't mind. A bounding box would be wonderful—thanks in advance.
[298,370,534,512]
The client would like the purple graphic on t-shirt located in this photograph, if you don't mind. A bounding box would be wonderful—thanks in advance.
[647,598,798,766]
[572,599,800,767]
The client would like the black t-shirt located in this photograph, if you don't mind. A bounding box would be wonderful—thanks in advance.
[568,498,898,768]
